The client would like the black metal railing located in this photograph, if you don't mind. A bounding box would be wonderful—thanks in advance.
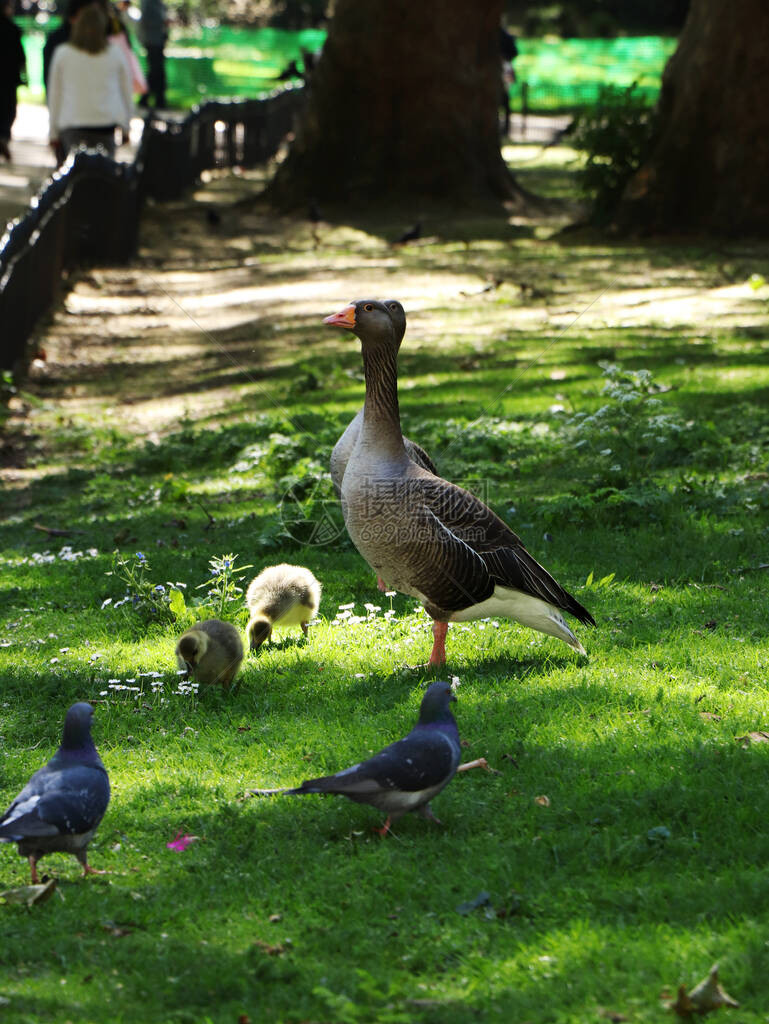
[0,86,304,377]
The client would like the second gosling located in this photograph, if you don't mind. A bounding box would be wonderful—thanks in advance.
[246,564,322,652]
[175,619,243,688]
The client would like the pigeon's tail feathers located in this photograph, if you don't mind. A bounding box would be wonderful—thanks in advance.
[283,780,327,796]
[286,769,381,798]
[0,813,59,841]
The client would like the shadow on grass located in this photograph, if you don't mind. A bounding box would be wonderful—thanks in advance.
[4,717,769,1023]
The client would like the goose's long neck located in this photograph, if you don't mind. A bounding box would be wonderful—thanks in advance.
[360,344,409,461]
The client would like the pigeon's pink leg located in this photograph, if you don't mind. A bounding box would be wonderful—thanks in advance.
[29,856,40,884]
[376,576,387,592]
[428,621,448,666]
[301,621,309,636]
[79,852,107,877]
[375,817,393,837]
[82,864,107,877]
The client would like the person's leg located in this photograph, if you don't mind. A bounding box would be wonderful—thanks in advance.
[58,126,78,159]
[156,42,166,108]
[59,127,116,159]
[146,43,167,108]
[0,87,15,158]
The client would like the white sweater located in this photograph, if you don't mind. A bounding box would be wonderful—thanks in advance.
[48,41,134,140]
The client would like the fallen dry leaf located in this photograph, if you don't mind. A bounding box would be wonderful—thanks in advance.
[0,878,57,907]
[669,963,739,1017]
[457,757,499,774]
[534,795,551,807]
[735,731,769,747]
[253,938,290,956]
[101,921,134,938]
[699,712,722,722]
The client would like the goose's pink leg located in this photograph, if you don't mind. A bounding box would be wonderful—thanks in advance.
[428,621,448,666]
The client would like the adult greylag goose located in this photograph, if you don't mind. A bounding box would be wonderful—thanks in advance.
[323,299,595,666]
[330,299,436,499]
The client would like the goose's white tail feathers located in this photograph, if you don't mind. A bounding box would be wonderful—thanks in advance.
[449,585,589,655]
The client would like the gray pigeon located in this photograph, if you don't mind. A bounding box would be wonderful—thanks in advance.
[0,702,110,882]
[285,681,461,835]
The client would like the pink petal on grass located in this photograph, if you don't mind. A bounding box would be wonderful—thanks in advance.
[166,831,199,852]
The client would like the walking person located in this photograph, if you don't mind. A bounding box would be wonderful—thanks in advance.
[499,26,518,138]
[138,0,168,109]
[0,0,26,161]
[113,0,148,101]
[43,0,114,94]
[47,2,133,161]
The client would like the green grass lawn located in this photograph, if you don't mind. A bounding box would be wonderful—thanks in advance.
[1,149,769,1023]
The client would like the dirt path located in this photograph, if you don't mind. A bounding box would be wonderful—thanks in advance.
[2,167,494,483]
[4,149,766,497]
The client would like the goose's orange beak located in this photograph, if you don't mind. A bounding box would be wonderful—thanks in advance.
[323,304,356,329]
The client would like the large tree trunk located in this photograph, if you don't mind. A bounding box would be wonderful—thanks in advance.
[618,0,769,234]
[266,0,522,207]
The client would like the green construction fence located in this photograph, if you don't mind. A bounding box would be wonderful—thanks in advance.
[16,20,676,113]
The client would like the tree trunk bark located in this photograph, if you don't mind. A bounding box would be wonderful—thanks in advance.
[266,0,523,207]
[617,0,769,235]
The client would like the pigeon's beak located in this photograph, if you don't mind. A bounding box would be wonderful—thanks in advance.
[323,304,356,330]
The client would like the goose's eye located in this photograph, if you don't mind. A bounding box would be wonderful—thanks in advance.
[363,303,373,312]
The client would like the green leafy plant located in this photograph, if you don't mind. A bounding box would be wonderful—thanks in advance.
[584,569,616,590]
[194,553,253,622]
[571,83,656,224]
[558,362,701,485]
[105,551,178,624]
[0,370,15,428]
